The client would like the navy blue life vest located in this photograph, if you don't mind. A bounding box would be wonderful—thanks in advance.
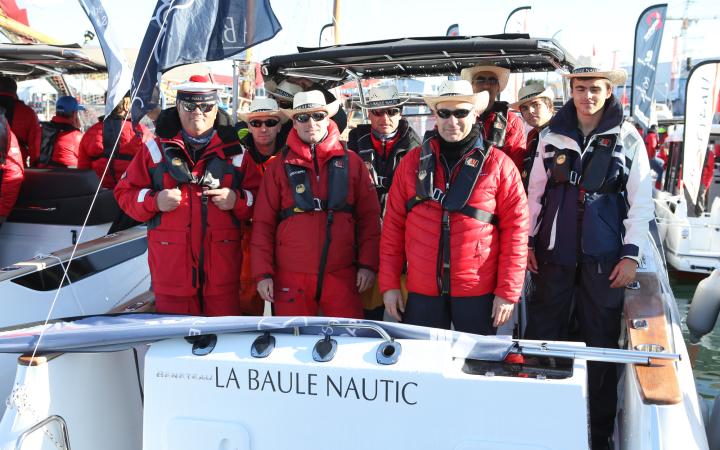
[280,147,353,301]
[535,132,636,265]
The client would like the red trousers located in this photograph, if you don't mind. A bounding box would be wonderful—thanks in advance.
[273,267,363,319]
[155,292,242,316]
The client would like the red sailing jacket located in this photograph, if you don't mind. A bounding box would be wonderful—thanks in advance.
[481,109,527,173]
[250,121,381,279]
[37,115,82,168]
[702,148,715,189]
[379,136,529,302]
[645,131,659,160]
[0,127,25,217]
[78,118,150,188]
[0,93,41,166]
[114,130,261,297]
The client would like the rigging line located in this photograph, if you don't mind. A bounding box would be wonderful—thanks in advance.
[26,0,179,365]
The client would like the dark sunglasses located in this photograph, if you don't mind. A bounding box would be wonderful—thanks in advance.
[179,100,216,113]
[249,118,280,128]
[294,112,328,123]
[436,108,472,119]
[472,77,499,85]
[369,108,402,117]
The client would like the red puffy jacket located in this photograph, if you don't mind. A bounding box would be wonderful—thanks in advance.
[114,131,261,297]
[251,121,381,279]
[37,115,82,168]
[1,126,25,217]
[481,108,527,173]
[78,118,149,188]
[0,93,41,166]
[379,136,529,302]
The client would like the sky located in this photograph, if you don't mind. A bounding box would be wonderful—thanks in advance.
[14,0,720,74]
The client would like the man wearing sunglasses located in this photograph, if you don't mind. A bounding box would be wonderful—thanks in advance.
[526,67,653,450]
[251,90,380,319]
[380,80,528,335]
[234,97,288,315]
[115,75,261,317]
[347,85,421,320]
[461,65,527,175]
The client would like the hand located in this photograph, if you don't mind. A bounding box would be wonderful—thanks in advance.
[492,296,515,328]
[383,289,404,321]
[609,258,638,288]
[204,188,237,210]
[156,188,182,212]
[527,249,538,274]
[257,278,274,302]
[356,268,376,293]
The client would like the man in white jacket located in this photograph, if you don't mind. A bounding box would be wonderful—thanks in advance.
[525,66,654,450]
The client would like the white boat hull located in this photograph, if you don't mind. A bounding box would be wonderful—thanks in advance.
[654,191,720,274]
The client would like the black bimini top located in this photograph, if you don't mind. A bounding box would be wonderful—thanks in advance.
[262,34,577,88]
[0,43,106,80]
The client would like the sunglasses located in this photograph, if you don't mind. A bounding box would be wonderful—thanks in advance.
[370,108,402,117]
[436,108,472,119]
[179,100,216,113]
[472,77,499,85]
[249,118,280,128]
[294,112,328,123]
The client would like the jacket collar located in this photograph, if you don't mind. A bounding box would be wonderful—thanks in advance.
[285,120,344,167]
[549,94,624,141]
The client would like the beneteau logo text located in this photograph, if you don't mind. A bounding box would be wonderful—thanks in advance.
[215,367,418,405]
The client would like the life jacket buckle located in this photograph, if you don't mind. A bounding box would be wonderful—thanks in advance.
[569,171,579,186]
[431,187,445,202]
[313,197,324,211]
[376,175,387,188]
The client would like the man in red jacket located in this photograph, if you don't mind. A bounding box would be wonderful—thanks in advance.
[236,97,288,315]
[380,80,529,334]
[461,65,527,173]
[0,76,41,166]
[115,75,261,316]
[37,96,85,168]
[78,92,150,188]
[251,90,381,319]
[0,114,24,228]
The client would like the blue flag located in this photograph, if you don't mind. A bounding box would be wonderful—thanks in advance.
[77,0,133,116]
[631,4,667,133]
[131,0,282,122]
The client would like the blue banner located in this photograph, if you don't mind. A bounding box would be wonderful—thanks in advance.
[631,4,667,132]
[77,0,133,116]
[131,0,282,122]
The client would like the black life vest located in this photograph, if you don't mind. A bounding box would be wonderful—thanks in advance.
[279,148,353,220]
[350,122,418,196]
[0,113,7,166]
[280,146,354,300]
[39,121,77,166]
[482,102,509,149]
[0,96,16,126]
[406,137,497,296]
[147,141,243,230]
[103,117,135,161]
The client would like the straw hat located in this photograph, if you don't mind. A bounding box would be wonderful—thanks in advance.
[238,97,287,124]
[423,79,489,113]
[280,90,340,119]
[358,85,409,109]
[267,80,304,102]
[510,84,555,111]
[563,66,628,86]
[460,65,511,91]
